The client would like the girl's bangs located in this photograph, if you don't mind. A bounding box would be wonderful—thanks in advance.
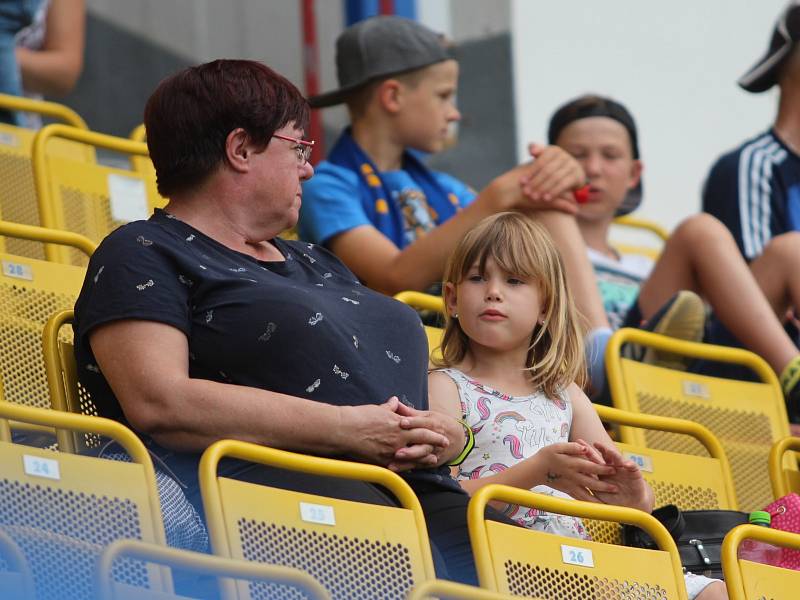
[460,220,542,281]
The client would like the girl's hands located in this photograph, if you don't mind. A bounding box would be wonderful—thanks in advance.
[576,439,654,512]
[536,441,618,502]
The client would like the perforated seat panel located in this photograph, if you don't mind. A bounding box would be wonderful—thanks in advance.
[0,254,85,417]
[0,442,162,600]
[218,478,427,600]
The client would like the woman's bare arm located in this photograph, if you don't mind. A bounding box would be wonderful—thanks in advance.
[89,319,448,468]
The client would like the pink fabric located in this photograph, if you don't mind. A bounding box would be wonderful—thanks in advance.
[765,493,800,570]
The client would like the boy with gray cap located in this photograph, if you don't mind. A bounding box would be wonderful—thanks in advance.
[703,0,800,261]
[299,15,588,297]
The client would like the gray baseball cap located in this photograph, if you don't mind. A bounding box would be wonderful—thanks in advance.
[309,16,451,108]
[739,1,800,93]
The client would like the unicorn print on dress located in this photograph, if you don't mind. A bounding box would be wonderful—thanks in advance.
[385,350,401,363]
[308,312,324,326]
[178,274,194,287]
[93,265,104,284]
[136,279,154,291]
[441,367,584,539]
[306,379,321,393]
[341,297,360,305]
[332,364,349,380]
[185,234,195,242]
[136,235,153,246]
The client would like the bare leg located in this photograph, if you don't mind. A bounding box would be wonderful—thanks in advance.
[749,231,800,318]
[637,213,797,374]
[533,209,610,330]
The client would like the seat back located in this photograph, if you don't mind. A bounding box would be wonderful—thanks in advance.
[199,440,436,600]
[607,328,794,512]
[611,214,669,261]
[0,527,35,600]
[43,309,101,452]
[0,224,92,443]
[0,94,92,261]
[0,402,167,600]
[394,292,446,363]
[127,124,162,210]
[32,124,166,266]
[769,436,800,499]
[722,524,800,600]
[408,579,520,600]
[98,539,331,600]
[468,484,687,599]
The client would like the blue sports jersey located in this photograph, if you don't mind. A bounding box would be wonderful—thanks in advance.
[702,129,800,260]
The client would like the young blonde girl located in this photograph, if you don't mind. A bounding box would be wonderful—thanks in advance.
[429,212,726,600]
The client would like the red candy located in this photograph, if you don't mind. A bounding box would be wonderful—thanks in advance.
[573,185,591,203]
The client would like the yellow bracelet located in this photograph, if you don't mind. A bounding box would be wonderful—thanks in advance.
[448,418,475,466]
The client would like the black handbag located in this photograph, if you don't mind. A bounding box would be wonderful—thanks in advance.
[622,504,749,579]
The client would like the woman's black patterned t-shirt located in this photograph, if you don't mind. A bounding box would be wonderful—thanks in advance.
[74,209,454,488]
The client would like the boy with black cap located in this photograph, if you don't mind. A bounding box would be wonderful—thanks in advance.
[703,0,800,261]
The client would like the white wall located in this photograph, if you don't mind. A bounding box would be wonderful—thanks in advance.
[511,0,787,232]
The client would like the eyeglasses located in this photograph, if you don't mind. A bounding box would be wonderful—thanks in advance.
[272,134,315,165]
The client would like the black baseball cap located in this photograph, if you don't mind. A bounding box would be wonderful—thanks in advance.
[739,1,800,93]
[309,16,451,108]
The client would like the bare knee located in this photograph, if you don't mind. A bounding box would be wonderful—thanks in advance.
[693,580,727,600]
[762,231,800,263]
[669,213,733,249]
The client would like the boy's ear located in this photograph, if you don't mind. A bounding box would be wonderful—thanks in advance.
[225,128,252,174]
[628,159,643,190]
[444,282,458,317]
[377,79,403,114]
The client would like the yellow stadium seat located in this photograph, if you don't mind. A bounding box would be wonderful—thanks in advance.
[611,214,670,261]
[408,579,519,600]
[394,291,445,363]
[468,484,687,599]
[0,402,167,600]
[0,527,35,600]
[394,291,445,314]
[769,436,800,499]
[97,539,331,600]
[0,94,92,261]
[199,440,436,600]
[0,223,92,445]
[32,123,166,265]
[43,309,102,453]
[607,328,795,512]
[722,524,800,600]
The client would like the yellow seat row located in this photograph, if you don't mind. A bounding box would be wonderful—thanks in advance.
[0,94,165,267]
[3,398,800,599]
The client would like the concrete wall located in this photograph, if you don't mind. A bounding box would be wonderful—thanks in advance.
[65,0,516,189]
